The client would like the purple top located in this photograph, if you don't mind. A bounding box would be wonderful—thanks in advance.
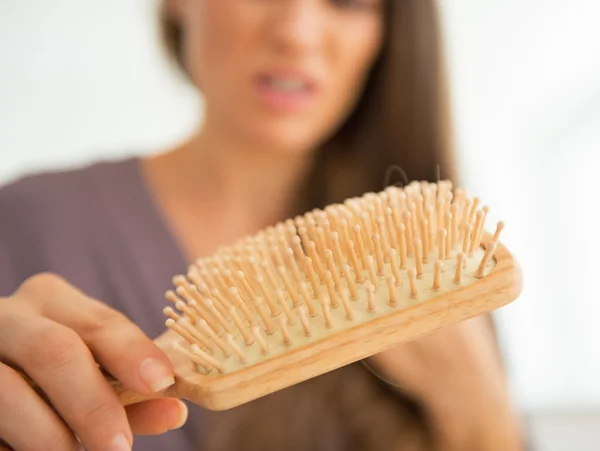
[0,158,202,450]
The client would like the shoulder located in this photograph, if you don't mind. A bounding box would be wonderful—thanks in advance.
[0,157,139,225]
[0,168,72,220]
[0,157,140,293]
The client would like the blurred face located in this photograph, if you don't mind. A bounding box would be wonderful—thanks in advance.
[176,0,384,154]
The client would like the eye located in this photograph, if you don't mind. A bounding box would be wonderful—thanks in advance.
[330,0,382,11]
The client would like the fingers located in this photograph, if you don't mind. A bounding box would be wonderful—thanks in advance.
[127,399,188,435]
[79,308,175,395]
[0,316,132,451]
[0,361,80,451]
[1,273,179,450]
[18,274,175,396]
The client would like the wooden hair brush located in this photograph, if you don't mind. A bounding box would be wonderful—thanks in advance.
[77,181,523,410]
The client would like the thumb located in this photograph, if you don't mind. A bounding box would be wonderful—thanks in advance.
[127,398,189,435]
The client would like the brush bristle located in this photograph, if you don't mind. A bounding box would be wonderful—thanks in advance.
[165,181,503,375]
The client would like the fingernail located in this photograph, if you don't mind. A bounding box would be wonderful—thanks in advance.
[170,400,189,430]
[104,434,130,451]
[139,358,175,392]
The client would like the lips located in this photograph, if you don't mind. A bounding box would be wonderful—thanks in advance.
[254,70,318,112]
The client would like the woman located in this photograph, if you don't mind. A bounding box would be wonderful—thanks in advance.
[0,1,525,450]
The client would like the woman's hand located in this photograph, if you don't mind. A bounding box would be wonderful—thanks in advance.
[0,273,188,451]
[366,315,525,451]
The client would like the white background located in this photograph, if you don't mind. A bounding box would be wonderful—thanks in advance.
[1,1,600,446]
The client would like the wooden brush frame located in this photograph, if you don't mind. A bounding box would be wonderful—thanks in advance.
[122,232,522,411]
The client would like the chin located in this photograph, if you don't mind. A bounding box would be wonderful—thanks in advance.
[245,120,329,157]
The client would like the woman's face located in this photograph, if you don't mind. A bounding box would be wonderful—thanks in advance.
[176,0,384,154]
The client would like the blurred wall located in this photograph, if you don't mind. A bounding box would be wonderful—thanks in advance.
[440,0,600,412]
[1,0,599,413]
[0,0,200,181]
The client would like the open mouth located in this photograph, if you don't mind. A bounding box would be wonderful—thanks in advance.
[261,75,312,93]
[255,70,318,111]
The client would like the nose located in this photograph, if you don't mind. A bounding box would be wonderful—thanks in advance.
[266,0,325,57]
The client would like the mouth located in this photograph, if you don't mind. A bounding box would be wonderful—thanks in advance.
[262,75,312,92]
[254,70,318,112]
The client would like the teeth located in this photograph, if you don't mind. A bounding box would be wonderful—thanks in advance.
[268,78,306,91]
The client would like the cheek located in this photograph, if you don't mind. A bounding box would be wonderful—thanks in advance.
[272,22,384,149]
[182,3,248,96]
[334,23,383,105]
[307,19,383,142]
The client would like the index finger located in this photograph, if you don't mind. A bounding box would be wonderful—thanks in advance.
[19,274,175,396]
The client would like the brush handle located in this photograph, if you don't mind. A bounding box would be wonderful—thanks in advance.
[105,372,164,406]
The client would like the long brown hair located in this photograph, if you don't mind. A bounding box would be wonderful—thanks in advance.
[161,1,453,449]
[308,0,456,211]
